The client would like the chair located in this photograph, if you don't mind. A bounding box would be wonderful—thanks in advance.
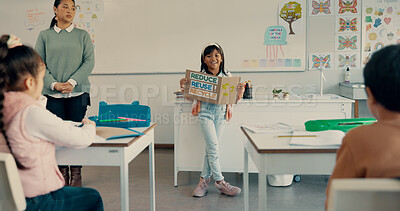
[0,152,26,211]
[327,178,400,211]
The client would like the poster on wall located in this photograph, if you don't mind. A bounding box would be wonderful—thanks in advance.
[239,0,306,71]
[75,0,104,22]
[362,0,400,66]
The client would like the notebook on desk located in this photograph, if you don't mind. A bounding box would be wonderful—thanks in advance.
[288,130,345,146]
[242,122,292,134]
[96,127,145,140]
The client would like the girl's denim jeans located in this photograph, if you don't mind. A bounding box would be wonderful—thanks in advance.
[25,186,103,211]
[198,102,226,181]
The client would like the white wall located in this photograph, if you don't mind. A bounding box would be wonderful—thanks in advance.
[88,70,372,144]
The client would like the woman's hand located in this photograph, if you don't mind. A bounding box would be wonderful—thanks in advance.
[180,78,188,92]
[236,82,245,101]
[54,82,74,94]
[81,118,96,127]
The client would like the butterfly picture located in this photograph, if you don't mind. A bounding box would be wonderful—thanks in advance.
[338,0,357,14]
[338,36,357,50]
[338,54,357,68]
[338,18,357,32]
[311,0,331,15]
[312,55,331,69]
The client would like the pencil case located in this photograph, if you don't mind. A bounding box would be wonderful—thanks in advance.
[89,101,151,128]
[305,118,376,132]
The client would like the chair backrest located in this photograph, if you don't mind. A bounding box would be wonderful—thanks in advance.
[0,152,26,211]
[327,178,400,211]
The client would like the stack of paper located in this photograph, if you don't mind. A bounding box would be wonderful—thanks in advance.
[242,123,292,134]
[288,130,345,146]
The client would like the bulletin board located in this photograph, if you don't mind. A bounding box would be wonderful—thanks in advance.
[0,0,307,73]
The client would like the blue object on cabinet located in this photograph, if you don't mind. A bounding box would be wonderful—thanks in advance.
[89,101,151,128]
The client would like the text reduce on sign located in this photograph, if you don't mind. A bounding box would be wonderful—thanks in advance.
[190,72,218,84]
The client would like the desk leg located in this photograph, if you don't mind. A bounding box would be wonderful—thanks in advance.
[354,100,359,118]
[244,147,249,211]
[174,143,178,187]
[258,159,266,211]
[120,151,129,211]
[149,142,156,211]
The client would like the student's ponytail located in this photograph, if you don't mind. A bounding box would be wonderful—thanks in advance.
[0,35,25,169]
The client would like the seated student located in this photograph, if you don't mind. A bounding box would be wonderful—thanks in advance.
[325,44,400,207]
[0,34,103,211]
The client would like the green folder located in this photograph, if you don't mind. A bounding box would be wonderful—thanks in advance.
[305,118,376,132]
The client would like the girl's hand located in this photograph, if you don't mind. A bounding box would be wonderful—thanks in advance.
[237,82,245,100]
[82,118,96,127]
[180,78,188,92]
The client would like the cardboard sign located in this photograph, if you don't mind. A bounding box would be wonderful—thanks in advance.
[183,69,241,105]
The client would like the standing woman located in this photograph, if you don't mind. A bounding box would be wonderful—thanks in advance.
[35,0,94,187]
[180,43,245,197]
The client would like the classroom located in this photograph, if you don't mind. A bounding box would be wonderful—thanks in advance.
[1,0,400,210]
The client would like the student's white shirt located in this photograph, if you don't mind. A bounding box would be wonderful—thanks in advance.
[24,96,95,149]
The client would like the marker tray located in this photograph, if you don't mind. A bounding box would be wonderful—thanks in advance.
[305,118,376,132]
[89,101,151,128]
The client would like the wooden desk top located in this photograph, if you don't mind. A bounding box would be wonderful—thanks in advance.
[90,123,157,148]
[241,127,338,154]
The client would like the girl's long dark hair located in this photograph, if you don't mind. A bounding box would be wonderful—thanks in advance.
[200,43,228,76]
[50,0,76,28]
[0,35,43,169]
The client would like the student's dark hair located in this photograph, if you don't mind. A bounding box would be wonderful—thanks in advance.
[50,0,75,28]
[0,34,44,169]
[364,44,400,112]
[200,43,228,76]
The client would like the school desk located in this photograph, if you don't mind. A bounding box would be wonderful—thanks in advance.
[56,123,157,211]
[241,126,339,211]
[174,94,353,186]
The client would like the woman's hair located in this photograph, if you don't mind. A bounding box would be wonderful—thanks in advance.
[50,0,76,28]
[200,43,228,76]
[364,44,400,112]
[0,34,44,169]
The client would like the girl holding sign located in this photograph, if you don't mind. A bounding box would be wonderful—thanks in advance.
[179,43,245,197]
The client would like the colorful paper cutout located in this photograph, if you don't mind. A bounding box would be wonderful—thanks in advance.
[338,17,358,32]
[374,42,384,50]
[338,35,357,50]
[309,53,332,69]
[311,0,331,15]
[338,0,358,14]
[374,18,382,27]
[337,53,358,68]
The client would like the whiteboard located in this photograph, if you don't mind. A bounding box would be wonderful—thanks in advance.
[0,0,307,73]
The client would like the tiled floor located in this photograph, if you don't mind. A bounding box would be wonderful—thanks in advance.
[81,149,329,211]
